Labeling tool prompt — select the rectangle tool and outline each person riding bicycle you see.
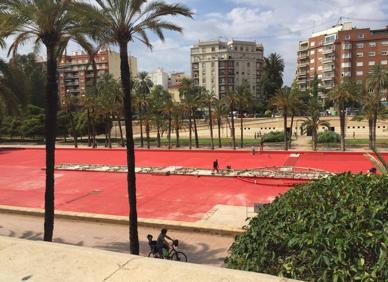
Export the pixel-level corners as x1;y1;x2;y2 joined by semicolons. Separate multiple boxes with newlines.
156;228;173;258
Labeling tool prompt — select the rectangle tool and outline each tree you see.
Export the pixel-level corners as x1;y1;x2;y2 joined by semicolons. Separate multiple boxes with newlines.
288;80;303;148
272;87;292;150
223;90;239;150
171;101;184;148
0;0;85;242
234;83;251;148
260;53;284;107
179;78;202;149
160;91;174;149
213;98;227;148
134;72;153;148
81;0;193;255
202;90;216;150
328;79;360;151
61;93;79;148
365;64;388;148
150;85;170;148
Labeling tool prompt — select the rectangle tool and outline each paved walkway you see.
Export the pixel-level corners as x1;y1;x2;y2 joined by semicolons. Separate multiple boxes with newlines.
0;213;234;267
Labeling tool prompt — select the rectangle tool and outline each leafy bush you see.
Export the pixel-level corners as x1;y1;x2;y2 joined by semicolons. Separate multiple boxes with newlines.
263;131;284;143
225;174;388;281
317;131;340;143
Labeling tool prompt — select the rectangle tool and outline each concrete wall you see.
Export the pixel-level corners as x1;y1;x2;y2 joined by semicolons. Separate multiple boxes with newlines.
0;236;300;282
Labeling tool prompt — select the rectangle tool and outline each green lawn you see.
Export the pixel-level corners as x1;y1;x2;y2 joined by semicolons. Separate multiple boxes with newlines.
345;139;388;145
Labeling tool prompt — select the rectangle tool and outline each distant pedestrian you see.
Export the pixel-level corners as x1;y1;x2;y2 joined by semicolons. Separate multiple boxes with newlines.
251;146;256;155
254;132;257;139
353;131;355;139
212;159;219;173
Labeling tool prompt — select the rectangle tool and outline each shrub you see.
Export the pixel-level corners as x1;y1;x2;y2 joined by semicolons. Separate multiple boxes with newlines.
317;131;340;143
225;173;388;281
263;131;284;143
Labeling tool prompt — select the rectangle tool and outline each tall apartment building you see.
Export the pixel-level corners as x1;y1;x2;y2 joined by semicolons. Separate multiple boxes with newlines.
58;48;138;98
191;40;264;99
296;22;388;92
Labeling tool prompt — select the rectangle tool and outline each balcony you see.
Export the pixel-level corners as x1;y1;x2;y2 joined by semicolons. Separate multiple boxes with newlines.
299;45;309;51
298;53;308;60
297;70;307;77
322;72;335;81
323;66;334;72
322;47;334;54
322;56;335;64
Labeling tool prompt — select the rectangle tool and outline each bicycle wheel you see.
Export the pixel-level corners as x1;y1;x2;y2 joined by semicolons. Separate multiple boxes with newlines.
171;251;187;262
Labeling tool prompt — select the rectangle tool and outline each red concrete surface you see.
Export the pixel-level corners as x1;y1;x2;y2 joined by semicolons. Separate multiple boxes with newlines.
0;148;385;222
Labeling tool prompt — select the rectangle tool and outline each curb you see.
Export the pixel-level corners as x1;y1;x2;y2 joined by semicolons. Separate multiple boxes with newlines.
0;205;244;237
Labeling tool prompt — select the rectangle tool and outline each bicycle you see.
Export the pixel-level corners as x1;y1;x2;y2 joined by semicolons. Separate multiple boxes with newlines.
147;234;187;262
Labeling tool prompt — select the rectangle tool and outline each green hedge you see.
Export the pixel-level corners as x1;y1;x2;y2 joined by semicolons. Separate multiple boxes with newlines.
317;131;340;144
263;131;284;143
225;173;388;281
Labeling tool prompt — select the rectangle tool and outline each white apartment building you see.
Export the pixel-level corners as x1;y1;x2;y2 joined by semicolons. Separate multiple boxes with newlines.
190;40;264;99
149;68;169;90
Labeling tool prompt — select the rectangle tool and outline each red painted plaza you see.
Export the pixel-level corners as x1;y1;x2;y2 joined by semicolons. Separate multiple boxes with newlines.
0;148;385;222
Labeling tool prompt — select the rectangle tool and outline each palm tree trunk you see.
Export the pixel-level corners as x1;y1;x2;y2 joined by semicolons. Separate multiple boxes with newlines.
119;41;139;255
168;113;172;149
43;45;58;242
339;109;346;151
217;117;222;148
175;124;180;148
156;122;161;148
107;114;112;148
69;112;78;148
188;116;192;149
145;120;150;149
230;105;236;150
91;110;97;148
283;113;288;151
193;109;199;148
373;112;378;148
87;109;92;147
312;128;317;151
139;106;144;148
240;108;244;148
368;118;373;149
208;103;214;150
117;113;125;147
289;114;294;148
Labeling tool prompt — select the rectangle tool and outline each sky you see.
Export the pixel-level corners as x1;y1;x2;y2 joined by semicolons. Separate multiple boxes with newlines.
1;0;388;86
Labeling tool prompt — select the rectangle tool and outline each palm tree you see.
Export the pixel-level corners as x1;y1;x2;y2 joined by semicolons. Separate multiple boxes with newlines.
223;90;239;150
328;79;359;151
62;93;79;148
0;0;85;242
171;101;184;147
202;90;216;150
288;80;303;148
260;53;285;107
272;87;291;150
213;98;227;148
134;72;153;148
179;78;201;149
160;91;174;149
80;0;193;254
365;64;388;148
150;85;169;148
234;82;251;148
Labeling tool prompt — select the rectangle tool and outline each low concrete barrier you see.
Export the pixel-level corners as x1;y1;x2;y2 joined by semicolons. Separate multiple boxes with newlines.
0;236;300;282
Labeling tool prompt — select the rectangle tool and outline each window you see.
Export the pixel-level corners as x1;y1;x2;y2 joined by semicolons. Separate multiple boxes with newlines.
344;34;350;40
382;60;388;65
317;74;322;79
310;59;315;63
211;62;215;67
369;61;375;66
358;33;364;39
310;50;315;55
202;78;206;83
341;72;351;77
356;42;364;48
369;42;376;47
342;43;352;49
310;41;315;47
341;62;351;68
310;67;315;71
318;48;323;53
211;47;215;51
356;52;363;57
356;61;363;67
317;66;323;70
247;62;250;67
368;51;376;56
382;51;388;56
356;71;363;76
342;53;352;58
382;41;388;46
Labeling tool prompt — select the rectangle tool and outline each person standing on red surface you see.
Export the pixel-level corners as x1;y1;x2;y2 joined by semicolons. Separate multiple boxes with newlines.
213;159;219;173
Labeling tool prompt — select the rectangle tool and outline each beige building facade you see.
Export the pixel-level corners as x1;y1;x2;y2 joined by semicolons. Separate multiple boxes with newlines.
191;40;264;99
